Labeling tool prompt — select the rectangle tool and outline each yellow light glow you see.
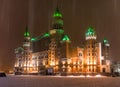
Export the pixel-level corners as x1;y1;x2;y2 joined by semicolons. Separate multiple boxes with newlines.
62;65;65;68
68;68;71;72
86;75;92;77
94;62;96;64
24;64;27;66
95;74;101;77
73;66;76;68
62;61;65;64
29;64;33;67
50;62;55;66
56;62;58;65
73;62;76;65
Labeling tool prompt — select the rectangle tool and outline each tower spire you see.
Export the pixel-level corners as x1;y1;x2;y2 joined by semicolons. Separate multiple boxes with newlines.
85;26;97;40
52;6;63;30
24;26;30;37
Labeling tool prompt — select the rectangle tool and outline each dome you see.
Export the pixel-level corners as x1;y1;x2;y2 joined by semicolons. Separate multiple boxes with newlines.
86;26;95;36
85;26;96;40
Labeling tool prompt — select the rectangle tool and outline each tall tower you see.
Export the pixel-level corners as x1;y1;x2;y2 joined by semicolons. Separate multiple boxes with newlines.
22;27;32;73
101;38;111;73
49;7;64;35
49;7;64;67
47;7;71;74
84;26;98;73
102;38;110;60
60;34;71;58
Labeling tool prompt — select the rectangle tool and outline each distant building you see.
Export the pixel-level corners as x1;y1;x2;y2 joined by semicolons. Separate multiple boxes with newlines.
14;7;111;75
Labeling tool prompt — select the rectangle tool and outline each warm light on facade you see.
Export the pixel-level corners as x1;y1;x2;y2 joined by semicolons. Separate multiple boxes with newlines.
14;7;111;75
68;68;71;72
73;62;76;65
62;65;65;68
62;61;65;64
67;60;71;64
94;61;96;64
50;62;55;66
55;61;59;65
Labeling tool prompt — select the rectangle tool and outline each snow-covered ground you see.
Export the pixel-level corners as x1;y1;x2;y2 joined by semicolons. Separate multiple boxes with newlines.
0;75;120;87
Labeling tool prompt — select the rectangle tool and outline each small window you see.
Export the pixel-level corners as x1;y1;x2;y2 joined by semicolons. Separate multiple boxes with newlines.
102;60;106;65
102;68;106;73
79;53;82;56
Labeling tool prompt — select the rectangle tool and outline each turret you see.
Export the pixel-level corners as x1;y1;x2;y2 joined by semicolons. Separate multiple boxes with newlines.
22;27;32;72
84;26;98;73
52;7;63;29
102;38;110;60
23;27;31;49
85;26;97;40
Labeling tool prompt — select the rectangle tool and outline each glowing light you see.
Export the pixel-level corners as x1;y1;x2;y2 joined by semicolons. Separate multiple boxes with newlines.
57;29;64;34
24;27;30;37
86;26;95;36
50;30;56;34
53;8;62;17
62;65;65;68
62;35;70;41
103;38;110;46
29;64;33;67
85;26;96;40
86;75;92;77
67;60;71;64
50;62;55;66
56;62;58;65
103;38;109;44
62;61;65;64
94;61;96;64
43;32;50;37
79;75;85;77
95;74;101;77
31;38;37;41
73;62;76;65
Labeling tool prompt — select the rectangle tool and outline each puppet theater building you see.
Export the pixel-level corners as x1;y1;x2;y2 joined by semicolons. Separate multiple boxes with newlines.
14;8;111;76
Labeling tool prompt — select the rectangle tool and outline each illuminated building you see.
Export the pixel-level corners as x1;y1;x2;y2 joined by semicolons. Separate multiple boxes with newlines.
14;7;111;75
15;27;33;74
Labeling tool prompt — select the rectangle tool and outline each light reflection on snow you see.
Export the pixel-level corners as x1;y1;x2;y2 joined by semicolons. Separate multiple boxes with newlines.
54;74;105;78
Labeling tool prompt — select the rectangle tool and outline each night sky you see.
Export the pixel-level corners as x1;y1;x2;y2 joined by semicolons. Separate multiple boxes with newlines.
0;0;120;71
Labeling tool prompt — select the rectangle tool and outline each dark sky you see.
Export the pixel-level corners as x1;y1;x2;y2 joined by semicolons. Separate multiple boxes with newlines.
0;0;120;71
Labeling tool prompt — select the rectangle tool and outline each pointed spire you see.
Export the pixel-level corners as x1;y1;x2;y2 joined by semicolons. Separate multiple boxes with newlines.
53;7;62;18
103;38;109;44
86;26;96;36
62;35;70;41
52;6;63;29
85;26;97;40
103;38;110;46
24;26;30;37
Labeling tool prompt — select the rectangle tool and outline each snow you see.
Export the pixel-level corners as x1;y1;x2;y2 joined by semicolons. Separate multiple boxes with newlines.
0;75;120;87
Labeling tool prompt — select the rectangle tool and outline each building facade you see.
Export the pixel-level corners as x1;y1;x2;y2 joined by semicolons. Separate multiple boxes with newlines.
14;8;111;75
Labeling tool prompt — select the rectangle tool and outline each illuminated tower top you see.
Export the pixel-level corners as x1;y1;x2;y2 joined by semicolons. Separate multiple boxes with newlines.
103;38;110;46
24;27;30;37
62;35;70;42
53;7;62;18
23;27;31;48
85;26;97;40
52;7;63;30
